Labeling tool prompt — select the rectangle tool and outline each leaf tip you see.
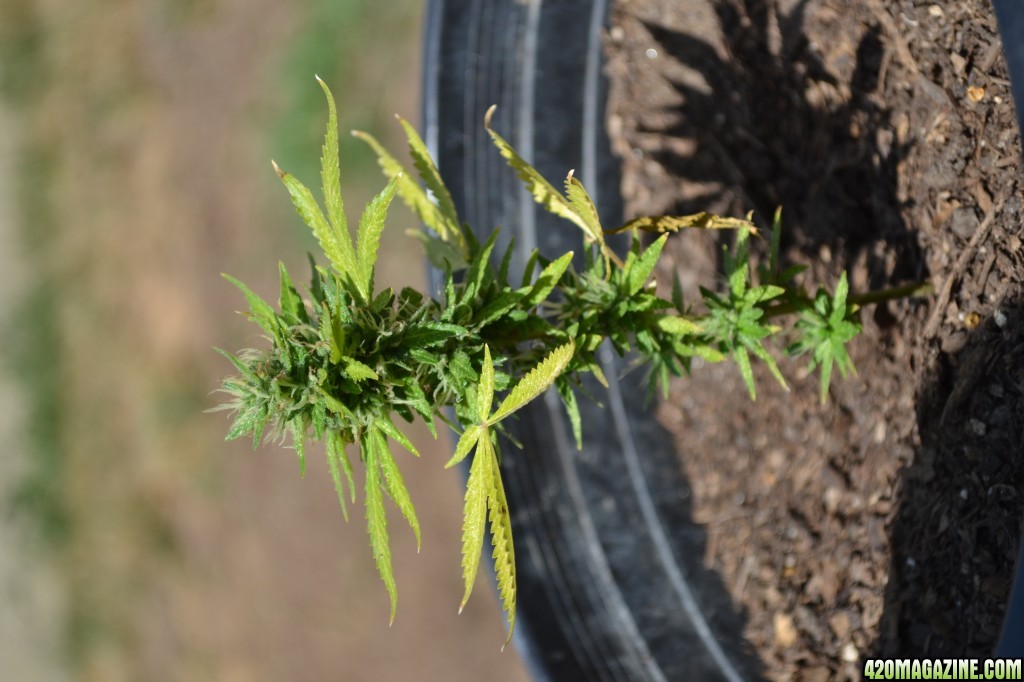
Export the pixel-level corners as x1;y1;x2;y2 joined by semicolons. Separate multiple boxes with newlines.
271;160;286;179
484;104;498;129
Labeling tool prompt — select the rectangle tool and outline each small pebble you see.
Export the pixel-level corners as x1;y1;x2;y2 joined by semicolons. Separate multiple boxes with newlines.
968;86;985;102
960;488;969;500
994;309;1007;327
928;5;944;17
773;612;798;648
842;642;860;663
645;47;658;59
969;419;987;437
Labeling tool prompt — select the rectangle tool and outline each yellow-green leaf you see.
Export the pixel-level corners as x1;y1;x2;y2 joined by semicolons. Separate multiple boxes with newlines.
459;431;491;612
356;175;400;297
353;129;463;251
487;443;516;645
343;358;379;382
374;428;421;551
396;115;461;240
316;77;348;248
656;315;703;336
364;442;397;623
564;169;604;247
489;341;575;424
484;106;593;237
377;415;420;457
326;430;352;522
522;251;574;307
272;161;358;286
477;345;495;424
446;425;481;469
626;234;668;296
222;274;278;338
607;212;758;236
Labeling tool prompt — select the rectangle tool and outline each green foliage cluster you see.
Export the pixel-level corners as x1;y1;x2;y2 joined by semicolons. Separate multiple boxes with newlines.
215;79;911;643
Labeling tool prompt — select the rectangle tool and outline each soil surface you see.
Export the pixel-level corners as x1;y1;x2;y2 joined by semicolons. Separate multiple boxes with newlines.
607;0;1024;678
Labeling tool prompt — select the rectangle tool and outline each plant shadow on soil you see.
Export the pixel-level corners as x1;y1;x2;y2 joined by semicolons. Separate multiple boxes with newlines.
613;0;1024;668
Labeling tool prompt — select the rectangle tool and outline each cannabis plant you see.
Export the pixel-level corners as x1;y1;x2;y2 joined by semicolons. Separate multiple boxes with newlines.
215;78;916;643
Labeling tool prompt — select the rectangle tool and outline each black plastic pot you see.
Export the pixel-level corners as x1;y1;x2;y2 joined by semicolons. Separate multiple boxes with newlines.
422;0;1024;677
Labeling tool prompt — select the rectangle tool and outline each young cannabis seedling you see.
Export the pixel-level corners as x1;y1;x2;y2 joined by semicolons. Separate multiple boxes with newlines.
215;78;921;642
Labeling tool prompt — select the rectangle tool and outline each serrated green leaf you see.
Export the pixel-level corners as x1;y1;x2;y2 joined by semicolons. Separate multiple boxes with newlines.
356;176;400;298
735;346;756;399
318;307;344;364
484;106;595;238
831;272;850;326
460;431;491;612
222;274;279;339
656;315;703;337
446;424;481;469
364;440;397;623
475;290;525;327
326;430;351;522
402;321;466;348
354;129;464;253
225;404;267;444
557;380;583;450
744;284;786;305
317;387;354;420
490;341;575;424
817;344;834;405
396;115;461;237
523;251;574;307
272;162;358;292
478;345;496;424
692;344;726;363
564;170;602;234
464;229;499;302
520;249;540;288
727;231;751;300
671;270;685;313
626;234;668;296
292;423;307;477
746;339;789;392
486;441;516;645
377;415;420;457
374;428;421;551
343;358;379;382
316;77;347;242
214;348;259;385
278;261;308;324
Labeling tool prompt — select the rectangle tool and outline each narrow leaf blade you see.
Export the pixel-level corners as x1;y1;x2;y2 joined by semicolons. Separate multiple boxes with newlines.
459;433;491;611
446;425;481;469
478;345;496;424
486;441;517;645
490;341;575;423
484;106;591;235
326;431;350;522
375;428;421;551
272;162;357;285
316;77;347;242
364;441;398;623
356;176;400;297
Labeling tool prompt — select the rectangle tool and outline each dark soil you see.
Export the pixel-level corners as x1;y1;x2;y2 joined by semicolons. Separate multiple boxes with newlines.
606;0;1024;678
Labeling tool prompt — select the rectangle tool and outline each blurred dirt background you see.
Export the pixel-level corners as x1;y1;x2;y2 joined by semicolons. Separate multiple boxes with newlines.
0;1;530;680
